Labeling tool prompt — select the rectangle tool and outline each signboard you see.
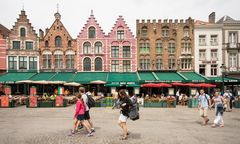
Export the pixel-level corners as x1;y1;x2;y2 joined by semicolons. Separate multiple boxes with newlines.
29;96;37;107
134;88;140;95
30;87;37;96
1;96;9;107
168;88;174;96
58;87;64;95
111;87;116;94
5;87;11;95
55;96;63;107
190;88;197;96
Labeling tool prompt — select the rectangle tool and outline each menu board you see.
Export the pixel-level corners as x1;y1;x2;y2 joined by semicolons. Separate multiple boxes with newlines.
1;96;9;107
191;88;197;96
168;88;174;96
55;96;63;107
30;87;37;96
4;87;11;95
29;96;37;107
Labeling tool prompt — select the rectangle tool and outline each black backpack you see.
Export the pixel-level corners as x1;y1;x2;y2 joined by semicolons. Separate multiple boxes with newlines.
129;96;140;121
86;93;95;109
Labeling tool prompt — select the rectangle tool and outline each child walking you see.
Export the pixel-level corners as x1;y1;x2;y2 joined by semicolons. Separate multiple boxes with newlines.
71;93;93;137
211;91;224;128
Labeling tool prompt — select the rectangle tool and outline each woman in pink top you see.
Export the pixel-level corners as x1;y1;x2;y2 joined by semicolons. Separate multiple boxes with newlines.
71;93;93;137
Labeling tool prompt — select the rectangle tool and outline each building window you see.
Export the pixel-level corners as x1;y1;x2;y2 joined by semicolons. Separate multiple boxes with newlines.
26;41;33;50
66;55;74;69
210;35;218;46
228;32;238;48
168;58;175;69
43;54;51;69
95;57;102;71
199;64;206;76
19;56;27;70
111;60;119;72
45;41;49;47
68;40;72;47
95;42;102;54
156;58;163;70
156;42;163;54
123;46;130;58
211;49;218;61
83;42;91;54
20;28;26;37
12;41;20;49
211;64;217;76
199;50;206;60
140;42;150;54
88;27;96;38
54;54;63;69
199;35;206;46
183;27;189;37
111;46;119;58
55;36;62;47
8;56;17;70
123;60;131;72
229;53;237;68
140;59;150;70
168;43;175;54
29;57;37;70
117;30;124;40
181;59;192;70
162;27;169;37
181;42;191;54
141;26;147;37
83;57;91;71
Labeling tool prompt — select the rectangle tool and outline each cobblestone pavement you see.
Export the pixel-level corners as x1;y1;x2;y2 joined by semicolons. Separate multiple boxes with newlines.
0;106;239;144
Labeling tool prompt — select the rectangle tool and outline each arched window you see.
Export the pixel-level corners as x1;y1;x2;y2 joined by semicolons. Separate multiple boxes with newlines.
45;41;49;47
95;42;102;54
162;26;169;37
54;51;63;68
55;36;62;47
95;57;102;71
88;27;96;38
183;26;190;37
83;42;91;54
68;40;72;47
20;28;26;37
141;26;147;37
83;57;91;71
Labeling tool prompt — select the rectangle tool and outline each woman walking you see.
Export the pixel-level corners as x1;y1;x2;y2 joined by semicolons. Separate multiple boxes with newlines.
118;89;132;140
211;91;224;128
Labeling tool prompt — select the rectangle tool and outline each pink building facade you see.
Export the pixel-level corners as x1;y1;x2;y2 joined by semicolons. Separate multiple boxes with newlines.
77;13;137;72
77;12;107;72
0;24;10;74
107;16;137;72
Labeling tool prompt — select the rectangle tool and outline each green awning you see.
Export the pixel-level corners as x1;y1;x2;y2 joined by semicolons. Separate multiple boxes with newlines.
30;72;56;81
154;72;185;82
0;72;36;83
73;72;108;84
179;72;207;82
138;72;157;83
207;77;240;83
106;72;139;87
50;72;76;82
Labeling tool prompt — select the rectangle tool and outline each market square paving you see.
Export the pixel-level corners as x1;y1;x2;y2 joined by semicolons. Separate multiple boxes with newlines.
0;106;239;144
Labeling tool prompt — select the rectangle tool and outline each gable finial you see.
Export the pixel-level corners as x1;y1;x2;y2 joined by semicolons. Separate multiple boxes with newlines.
91;10;93;15
57;3;59;12
22;3;24;11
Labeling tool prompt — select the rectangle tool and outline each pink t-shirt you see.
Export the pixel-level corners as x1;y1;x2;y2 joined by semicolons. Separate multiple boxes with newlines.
74;99;85;118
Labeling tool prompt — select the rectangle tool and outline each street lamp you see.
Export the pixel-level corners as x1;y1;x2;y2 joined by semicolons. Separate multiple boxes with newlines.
220;64;226;94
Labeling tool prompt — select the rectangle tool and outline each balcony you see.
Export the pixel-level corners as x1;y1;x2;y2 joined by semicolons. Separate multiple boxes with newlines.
226;43;240;49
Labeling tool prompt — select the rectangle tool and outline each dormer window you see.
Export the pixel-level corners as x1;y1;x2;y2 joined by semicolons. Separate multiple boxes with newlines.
88;27;96;38
117;30;124;40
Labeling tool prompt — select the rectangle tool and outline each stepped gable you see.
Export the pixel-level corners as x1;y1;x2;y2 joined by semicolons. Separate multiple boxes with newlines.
10;10;37;37
0;24;10;38
43;11;73;40
77;11;105;38
107;15;135;38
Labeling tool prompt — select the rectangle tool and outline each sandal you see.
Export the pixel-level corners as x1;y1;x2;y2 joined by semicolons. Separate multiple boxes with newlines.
220;124;224;127
120;136;127;140
211;124;216;128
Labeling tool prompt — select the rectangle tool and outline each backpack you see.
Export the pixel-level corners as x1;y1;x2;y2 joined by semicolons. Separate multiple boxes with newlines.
128;96;140;121
86;93;95;109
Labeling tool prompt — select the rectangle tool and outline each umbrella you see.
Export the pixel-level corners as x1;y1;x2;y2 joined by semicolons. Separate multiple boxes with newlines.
185;83;199;87
16;80;33;83
32;80;49;84
171;82;187;86
90;80;106;84
141;83;160;88
196;83;216;88
64;82;81;86
157;83;172;87
48;81;65;84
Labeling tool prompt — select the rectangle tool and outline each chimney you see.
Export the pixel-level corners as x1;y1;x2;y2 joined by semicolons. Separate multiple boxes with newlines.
45;28;49;34
209;12;215;24
39;29;44;39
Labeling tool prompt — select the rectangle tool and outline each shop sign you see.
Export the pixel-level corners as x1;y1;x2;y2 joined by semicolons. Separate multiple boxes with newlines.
55;96;63;107
29;96;37;107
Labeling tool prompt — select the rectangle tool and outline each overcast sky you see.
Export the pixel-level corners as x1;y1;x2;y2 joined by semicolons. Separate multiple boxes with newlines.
1;0;239;37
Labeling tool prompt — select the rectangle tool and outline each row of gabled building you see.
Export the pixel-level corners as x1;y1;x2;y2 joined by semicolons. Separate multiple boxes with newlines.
0;10;240;78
